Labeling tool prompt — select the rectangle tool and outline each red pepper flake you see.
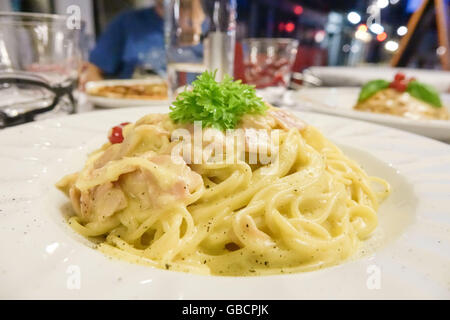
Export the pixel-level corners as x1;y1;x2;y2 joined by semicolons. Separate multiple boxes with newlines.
108;122;130;144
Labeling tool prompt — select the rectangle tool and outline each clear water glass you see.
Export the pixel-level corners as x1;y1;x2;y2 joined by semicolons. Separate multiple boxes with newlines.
0;12;81;127
242;38;298;89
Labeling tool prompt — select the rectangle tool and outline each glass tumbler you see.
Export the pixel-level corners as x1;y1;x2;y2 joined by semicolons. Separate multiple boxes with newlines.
242;38;298;89
0;12;81;127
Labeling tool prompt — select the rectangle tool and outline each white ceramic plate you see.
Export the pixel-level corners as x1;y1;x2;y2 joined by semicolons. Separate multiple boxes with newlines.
86;78;170;108
305;67;450;92
1;107;449;299
289;87;450;142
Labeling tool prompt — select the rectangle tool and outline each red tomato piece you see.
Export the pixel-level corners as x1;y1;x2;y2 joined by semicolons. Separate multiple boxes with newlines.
108;122;130;144
394;72;405;81
396;82;407;92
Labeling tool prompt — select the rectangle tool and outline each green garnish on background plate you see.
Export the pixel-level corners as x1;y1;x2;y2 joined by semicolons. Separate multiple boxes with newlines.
358;78;442;108
406;80;442;108
169;71;268;130
357;80;390;102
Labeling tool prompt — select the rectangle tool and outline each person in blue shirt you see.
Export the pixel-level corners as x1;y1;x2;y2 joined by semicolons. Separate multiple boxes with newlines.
82;0;205;85
91;7;164;78
82;2;165;83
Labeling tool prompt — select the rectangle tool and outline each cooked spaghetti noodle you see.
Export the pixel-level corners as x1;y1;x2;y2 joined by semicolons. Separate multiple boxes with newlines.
56;106;390;276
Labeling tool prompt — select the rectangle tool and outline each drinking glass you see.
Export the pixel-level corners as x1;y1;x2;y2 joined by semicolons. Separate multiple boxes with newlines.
242;38;298;89
164;0;236;96
0;12;81;127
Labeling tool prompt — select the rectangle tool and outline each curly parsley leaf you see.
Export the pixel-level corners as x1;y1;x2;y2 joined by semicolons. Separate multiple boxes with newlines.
169;71;268;130
358;79;390;102
406;80;442;108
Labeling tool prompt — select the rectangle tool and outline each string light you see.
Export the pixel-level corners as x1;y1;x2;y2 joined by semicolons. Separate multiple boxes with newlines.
376;32;387;41
355;24;371;42
385;40;399;52
369;23;384;35
436;46;447;56
293;5;303;15
377;0;389;9
357;24;368;32
351;45;360;53
314;30;326;43
397;26;408;36
285;22;295;33
347;12;361;24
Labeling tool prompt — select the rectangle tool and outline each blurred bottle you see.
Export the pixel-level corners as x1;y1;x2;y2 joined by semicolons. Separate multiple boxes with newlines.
203;0;236;81
164;0;236;97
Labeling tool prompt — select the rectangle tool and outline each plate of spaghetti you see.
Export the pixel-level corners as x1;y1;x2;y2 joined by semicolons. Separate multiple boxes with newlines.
0;72;449;299
291;72;450;141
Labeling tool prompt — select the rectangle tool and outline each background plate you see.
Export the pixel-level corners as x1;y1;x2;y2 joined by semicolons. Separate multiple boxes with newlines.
290;87;450;142
305;66;450;92
86;78;170;108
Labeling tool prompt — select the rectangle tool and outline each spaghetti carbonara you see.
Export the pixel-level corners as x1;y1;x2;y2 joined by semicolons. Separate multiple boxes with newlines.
57;106;390;276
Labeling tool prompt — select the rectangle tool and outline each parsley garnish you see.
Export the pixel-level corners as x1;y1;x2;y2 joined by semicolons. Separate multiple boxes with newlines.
169;71;268;130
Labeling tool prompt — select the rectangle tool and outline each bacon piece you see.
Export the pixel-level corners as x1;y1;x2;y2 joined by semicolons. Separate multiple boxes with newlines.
268;109;306;130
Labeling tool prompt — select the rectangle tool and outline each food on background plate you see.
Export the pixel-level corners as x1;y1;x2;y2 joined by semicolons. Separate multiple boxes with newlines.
88;82;168;100
57;71;390;276
354;72;449;120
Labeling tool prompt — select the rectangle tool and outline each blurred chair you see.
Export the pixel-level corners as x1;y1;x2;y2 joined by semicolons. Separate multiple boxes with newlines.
391;0;449;70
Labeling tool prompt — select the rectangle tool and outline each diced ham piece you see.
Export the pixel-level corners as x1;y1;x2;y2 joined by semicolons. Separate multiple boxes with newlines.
268;109;306;130
119;154;203;210
78;182;127;222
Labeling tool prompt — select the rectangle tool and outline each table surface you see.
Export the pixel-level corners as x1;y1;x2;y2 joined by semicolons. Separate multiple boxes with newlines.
16;91;450;145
